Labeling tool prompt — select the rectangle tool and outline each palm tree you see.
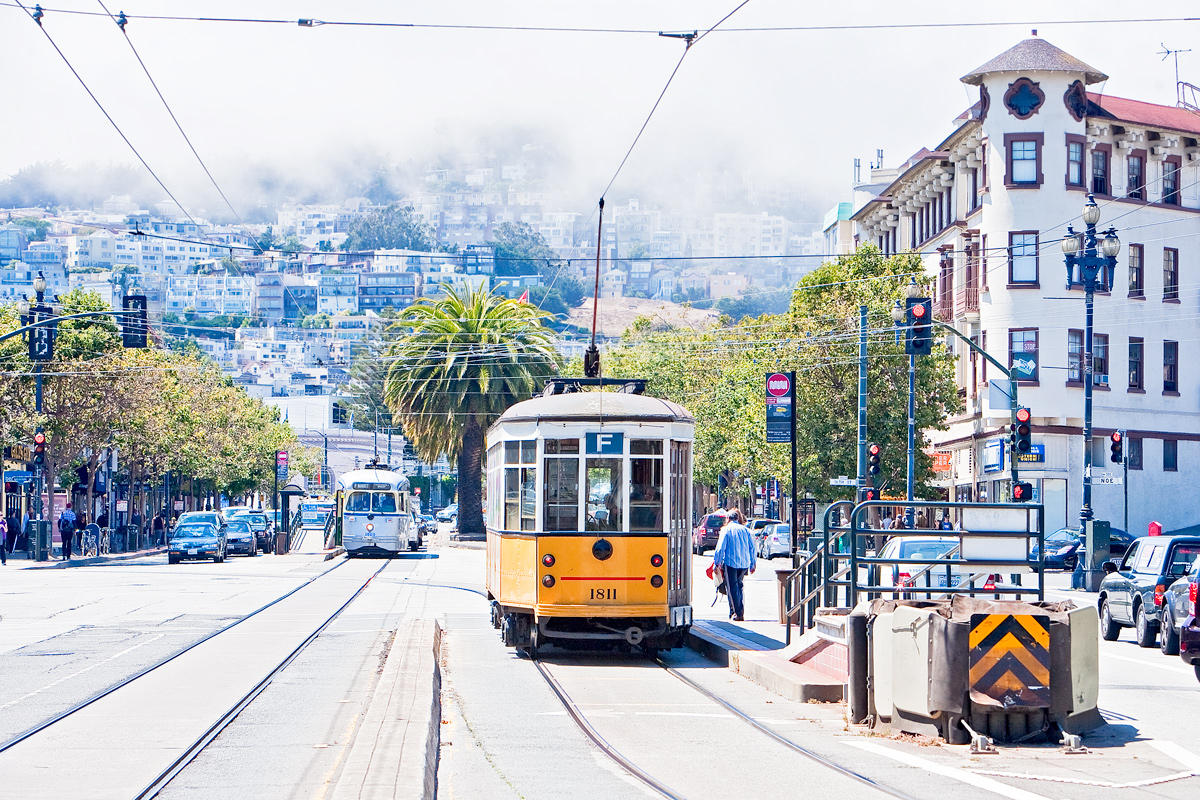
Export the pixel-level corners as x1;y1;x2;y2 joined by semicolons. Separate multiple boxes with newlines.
383;283;560;538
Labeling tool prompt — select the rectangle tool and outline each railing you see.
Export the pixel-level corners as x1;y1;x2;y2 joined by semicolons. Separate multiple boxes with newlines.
933;297;954;322
955;286;979;315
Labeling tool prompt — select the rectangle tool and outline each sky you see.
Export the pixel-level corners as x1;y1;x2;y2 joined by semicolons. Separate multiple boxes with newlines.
2;0;1198;223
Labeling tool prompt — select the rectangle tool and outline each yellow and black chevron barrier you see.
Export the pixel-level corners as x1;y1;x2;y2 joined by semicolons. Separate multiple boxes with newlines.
967;613;1051;709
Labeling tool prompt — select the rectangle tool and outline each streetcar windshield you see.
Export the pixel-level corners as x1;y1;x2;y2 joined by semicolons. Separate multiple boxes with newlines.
586;459;622;532
345;492;397;513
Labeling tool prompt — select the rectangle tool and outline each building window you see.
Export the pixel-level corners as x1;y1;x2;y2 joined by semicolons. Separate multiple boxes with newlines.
968;168;980;210
1067;329;1084;383
1128;437;1143;470
1164;340;1179;393
1093;334;1109;386
1008;231;1039;284
1128;244;1144;297
1009;328;1038;382
1163;158;1181;205
1128;337;1144;390
1066;139;1084;187
1005;134;1043;186
1164;248;1179;300
1127;154;1145;199
1164;439;1178;472
1091;147;1111;195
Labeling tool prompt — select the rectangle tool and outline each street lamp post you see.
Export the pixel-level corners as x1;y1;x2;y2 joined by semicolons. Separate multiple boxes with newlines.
1061;194;1120;527
889;278;922;527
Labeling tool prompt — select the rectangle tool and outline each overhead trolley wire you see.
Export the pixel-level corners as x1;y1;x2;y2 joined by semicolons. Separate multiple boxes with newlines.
93;0;243;223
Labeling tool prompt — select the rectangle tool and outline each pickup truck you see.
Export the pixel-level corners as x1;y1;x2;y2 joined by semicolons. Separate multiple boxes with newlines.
1098;535;1200;647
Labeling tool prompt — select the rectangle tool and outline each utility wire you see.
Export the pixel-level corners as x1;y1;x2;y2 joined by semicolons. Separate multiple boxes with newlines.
12;0;198;225
94;0;242;223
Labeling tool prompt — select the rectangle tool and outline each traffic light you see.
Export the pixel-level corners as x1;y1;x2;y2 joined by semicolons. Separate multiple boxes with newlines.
1012;481;1034;502
905;297;933;355
33;429;45;467
1110;431;1124;464
859;487;877;503
867;443;881;476
122;294;148;348
1010;407;1032;454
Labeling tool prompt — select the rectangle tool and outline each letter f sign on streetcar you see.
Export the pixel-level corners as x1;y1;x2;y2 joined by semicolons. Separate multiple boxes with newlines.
765;372;793;443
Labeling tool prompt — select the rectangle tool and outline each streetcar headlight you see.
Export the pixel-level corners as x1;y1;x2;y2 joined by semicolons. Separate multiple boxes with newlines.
542;553;555;567
365;523;374;532
650;554;663;568
542;574;556;588
650;575;664;588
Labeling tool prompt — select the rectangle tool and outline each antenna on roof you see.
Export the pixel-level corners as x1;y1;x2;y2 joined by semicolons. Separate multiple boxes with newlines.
853;158;861;184
1158;43;1193;108
875;149;884;169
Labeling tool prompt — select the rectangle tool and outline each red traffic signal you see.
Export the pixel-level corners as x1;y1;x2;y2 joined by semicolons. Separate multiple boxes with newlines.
868;443;881;456
911;303;927;318
1110;431;1122;443
33;432;45;446
868;443;882;475
1013;482;1034;502
1015;407;1031;423
1110;430;1124;463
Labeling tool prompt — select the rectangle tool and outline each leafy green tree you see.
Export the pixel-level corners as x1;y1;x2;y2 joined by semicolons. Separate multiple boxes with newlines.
714;288;792;320
13;217;49;241
383;284;560;537
490;222;585;307
342;204;437;252
281;235;303;255
253;226;278;255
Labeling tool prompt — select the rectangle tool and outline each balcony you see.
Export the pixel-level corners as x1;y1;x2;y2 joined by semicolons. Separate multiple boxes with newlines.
933;298;954;322
954;287;979;317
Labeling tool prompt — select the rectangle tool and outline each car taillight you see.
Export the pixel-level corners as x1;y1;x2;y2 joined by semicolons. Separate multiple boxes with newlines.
896;572;912;588
1190;581;1197;614
984;574;997;591
1155;584;1166;606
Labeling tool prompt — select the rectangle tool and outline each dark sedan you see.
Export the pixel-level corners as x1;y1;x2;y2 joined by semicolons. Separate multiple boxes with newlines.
226;508;273;554
168;522;227;564
224;519;258;556
1030;528;1083;570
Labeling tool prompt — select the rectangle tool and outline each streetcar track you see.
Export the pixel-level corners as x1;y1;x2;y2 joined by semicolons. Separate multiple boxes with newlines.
136;558;394;799
0;556;351;754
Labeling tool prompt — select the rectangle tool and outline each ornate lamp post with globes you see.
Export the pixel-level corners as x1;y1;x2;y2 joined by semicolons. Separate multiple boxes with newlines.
1061;194;1120;526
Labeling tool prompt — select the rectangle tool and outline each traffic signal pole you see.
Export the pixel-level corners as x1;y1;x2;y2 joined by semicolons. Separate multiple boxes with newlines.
857;307;868;506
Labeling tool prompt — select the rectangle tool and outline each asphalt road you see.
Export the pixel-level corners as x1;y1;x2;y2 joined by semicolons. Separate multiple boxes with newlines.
3;534;1200;799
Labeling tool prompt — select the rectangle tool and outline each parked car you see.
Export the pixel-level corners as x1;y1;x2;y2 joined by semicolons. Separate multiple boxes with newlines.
176;510;227;535
417;514;438;537
168;521;227;564
436;504;458;523
758;523;792;559
748;517;782;550
224;519;258;556
1098;535;1200;647
225;508;273;554
1160;559;1200;661
1029;528;1084;570
691;511;729;555
871;535;1012;597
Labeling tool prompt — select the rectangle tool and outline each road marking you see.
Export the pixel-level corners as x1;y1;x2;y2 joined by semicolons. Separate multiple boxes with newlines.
1149;740;1200;772
971;768;1196;789
845;740;1055;800
1104;651;1194;677
0;634;165;711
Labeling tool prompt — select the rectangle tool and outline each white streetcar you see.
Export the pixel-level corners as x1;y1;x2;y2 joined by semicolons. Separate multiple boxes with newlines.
335;465;421;556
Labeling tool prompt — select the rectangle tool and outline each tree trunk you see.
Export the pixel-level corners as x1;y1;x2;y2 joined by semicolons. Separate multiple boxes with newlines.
456;417;485;540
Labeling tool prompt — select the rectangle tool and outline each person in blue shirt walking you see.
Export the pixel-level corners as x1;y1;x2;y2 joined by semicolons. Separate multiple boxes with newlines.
713;509;756;621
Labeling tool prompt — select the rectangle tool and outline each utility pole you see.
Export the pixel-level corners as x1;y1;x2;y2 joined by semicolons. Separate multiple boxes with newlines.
856;306;868;520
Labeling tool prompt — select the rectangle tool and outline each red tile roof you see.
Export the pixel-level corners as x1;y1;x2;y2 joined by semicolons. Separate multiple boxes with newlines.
1088;93;1200;137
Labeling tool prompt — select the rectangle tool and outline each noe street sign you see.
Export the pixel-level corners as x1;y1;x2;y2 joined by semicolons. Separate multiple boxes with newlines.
765;372;793;444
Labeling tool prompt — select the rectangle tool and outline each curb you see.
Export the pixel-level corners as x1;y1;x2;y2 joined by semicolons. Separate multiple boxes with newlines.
685;622;845;703
331;618;443;800
323;546;345;561
20;547;166;570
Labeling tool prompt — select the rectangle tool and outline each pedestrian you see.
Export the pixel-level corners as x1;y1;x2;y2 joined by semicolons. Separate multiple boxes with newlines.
153;513;164;546
713;508;756;622
939;515;954;531
130;508;143;534
59;503;77;560
1071;532;1086;590
96;510;109;530
0;517;6;566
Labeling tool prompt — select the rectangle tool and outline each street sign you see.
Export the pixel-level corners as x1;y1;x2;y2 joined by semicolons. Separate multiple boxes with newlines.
765;372;793;444
829;476;859;486
1015;443;1045;464
3;470;33;485
173;500;184;511
1010;352;1038;380
276;449;289;483
1093;472;1123;485
982;439;1005;473
116;500;128;512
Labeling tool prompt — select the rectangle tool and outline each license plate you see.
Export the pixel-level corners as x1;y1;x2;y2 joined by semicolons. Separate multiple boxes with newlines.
188;548;198;555
936;575;949;587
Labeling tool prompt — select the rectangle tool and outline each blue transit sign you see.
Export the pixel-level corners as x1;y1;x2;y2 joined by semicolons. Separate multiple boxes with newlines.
4;470;33;485
586;432;624;455
1015;443;1045;464
765;372;793;444
982;439;1005;474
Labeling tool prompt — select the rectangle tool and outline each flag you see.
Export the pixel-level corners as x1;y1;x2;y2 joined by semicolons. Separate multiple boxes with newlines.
518;289;530;303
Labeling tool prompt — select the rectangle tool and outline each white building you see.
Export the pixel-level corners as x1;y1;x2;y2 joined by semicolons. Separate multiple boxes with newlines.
165;275;253;315
851;35;1200;534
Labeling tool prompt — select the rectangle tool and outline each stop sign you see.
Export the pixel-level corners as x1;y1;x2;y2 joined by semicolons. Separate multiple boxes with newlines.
766;373;791;397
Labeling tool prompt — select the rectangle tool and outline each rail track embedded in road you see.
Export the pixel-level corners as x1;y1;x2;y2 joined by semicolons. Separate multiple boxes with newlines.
0;556;353;754
135;558;394;799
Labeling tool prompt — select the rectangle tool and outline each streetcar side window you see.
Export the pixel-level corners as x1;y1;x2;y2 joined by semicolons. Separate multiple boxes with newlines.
345;492;372;513
503;465;536;531
629;456;664;532
586;459;623;532
544;457;579;531
544;438;579;454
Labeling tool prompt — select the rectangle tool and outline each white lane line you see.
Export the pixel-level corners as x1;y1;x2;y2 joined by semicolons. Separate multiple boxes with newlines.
0;634;165;711
1104;651;1195;677
1149;740;1200;772
845;740;1055;800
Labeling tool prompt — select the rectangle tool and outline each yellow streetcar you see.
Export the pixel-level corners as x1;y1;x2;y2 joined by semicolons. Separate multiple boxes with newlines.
486;378;695;654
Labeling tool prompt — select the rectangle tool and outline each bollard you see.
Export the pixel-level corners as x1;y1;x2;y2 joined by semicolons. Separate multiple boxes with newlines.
275;530;288;555
847;611;870;724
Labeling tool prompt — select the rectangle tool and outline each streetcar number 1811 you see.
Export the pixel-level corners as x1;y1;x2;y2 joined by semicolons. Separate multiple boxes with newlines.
589;587;617;600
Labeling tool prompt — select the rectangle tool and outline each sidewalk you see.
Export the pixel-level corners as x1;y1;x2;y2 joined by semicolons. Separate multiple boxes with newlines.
4;546;166;570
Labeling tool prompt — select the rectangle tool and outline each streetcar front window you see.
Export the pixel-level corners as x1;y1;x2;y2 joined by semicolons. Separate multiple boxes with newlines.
630;456;664;532
586;459;623;532
373;493;397;513
544;457;579;531
345;492;372;513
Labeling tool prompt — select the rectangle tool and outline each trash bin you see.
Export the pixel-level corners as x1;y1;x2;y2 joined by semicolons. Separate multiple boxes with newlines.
275;531;289;555
34;520;51;562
